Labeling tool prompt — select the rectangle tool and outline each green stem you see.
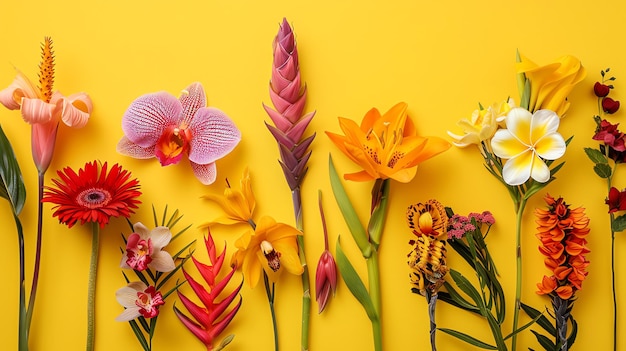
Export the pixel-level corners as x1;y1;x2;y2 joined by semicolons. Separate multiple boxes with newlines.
367;250;382;351
15;213;28;351
292;188;311;351
511;197;528;351
263;271;279;351
86;223;100;351
26;172;45;331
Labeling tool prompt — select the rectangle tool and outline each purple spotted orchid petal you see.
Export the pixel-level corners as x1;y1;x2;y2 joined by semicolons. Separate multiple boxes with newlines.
187;107;241;164
179;82;206;125
190;161;217;185
122;91;182;148
117;136;156;159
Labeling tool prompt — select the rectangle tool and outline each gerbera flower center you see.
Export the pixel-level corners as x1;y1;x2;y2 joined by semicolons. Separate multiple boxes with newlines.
76;188;112;209
260;240;282;272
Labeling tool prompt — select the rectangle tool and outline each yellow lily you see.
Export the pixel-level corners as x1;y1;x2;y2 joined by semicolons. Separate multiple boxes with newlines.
517;54;586;117
231;216;303;288
447;99;514;147
201;167;256;226
326;102;450;183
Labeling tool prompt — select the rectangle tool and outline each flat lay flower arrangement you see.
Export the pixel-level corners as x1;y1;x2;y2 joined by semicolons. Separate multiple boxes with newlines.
1;11;625;351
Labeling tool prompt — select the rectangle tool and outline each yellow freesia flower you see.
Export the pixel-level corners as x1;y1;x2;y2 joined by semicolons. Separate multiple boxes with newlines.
326;102;450;183
201;167;256;226
231;216;303;288
447;99;515;147
517;54;586;117
491;108;566;186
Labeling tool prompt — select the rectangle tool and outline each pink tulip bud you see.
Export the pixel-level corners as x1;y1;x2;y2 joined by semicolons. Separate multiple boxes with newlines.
594;82;611;97
603;97;620;114
315;250;337;313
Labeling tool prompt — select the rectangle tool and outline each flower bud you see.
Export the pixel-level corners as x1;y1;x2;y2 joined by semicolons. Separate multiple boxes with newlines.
603;97;621;114
315;250;337;313
594;82;611;97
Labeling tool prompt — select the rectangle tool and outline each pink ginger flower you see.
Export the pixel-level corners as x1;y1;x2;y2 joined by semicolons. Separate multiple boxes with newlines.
263;18;316;190
115;282;165;321
120;222;175;272
0;37;92;173
174;230;242;350
117;82;241;185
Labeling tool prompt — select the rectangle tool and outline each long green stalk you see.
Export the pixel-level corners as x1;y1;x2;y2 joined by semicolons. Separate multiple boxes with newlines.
26;172;45;331
86;223;100;351
15;212;27;351
511;197;528;351
263;271;279;351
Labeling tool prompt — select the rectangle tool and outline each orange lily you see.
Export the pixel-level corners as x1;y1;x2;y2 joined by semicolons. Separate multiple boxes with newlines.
326;102;450;183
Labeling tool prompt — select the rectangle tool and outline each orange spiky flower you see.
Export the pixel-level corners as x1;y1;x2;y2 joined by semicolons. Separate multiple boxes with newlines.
38;37;55;102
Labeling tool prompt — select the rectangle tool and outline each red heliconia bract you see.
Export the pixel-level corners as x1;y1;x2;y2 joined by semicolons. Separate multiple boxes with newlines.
174;230;242;350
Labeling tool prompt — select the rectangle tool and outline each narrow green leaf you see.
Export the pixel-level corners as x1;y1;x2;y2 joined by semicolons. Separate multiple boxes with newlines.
594;163;612;178
503;310;542;340
440;283;479;312
584;147;608;164
612;214;626;232
485;312;508;351
567;314;578;346
530;330;556;351
0;124;26;215
329;155;372;257
335;238;377;322
520;302;556;336
128;319;150;351
438;328;497;350
449;270;485;312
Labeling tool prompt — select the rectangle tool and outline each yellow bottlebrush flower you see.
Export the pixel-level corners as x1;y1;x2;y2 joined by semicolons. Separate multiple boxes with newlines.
231;216;303;288
326;102;450;183
517;54;586;117
202;167;256;226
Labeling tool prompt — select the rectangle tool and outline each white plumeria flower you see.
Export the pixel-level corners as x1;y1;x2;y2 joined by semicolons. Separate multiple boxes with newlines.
120;222;175;272
491;108;566;186
115;281;164;322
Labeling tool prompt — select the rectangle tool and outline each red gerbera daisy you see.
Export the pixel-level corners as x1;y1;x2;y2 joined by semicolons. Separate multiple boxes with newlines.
43;160;141;228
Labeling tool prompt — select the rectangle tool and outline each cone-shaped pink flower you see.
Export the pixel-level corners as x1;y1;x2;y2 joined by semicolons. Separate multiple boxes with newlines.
174;231;242;350
118;82;241;185
0;37;92;173
315;250;337;313
263;18;316;190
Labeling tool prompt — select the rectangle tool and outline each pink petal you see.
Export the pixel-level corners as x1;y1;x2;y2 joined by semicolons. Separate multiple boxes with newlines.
31;121;58;173
190;161;217;185
117;136;156;159
122;92;182;148
56;92;93;128
179;82;206;125
21;98;58;124
173;304;211;345
263;103;292;132
187;107;241;164
0;70;40;110
286;111;315;142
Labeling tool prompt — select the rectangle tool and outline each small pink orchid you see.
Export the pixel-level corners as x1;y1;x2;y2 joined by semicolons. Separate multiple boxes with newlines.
115;282;165;321
120;222;175;272
174;231;242;350
0;37;92;173
117;82;241;185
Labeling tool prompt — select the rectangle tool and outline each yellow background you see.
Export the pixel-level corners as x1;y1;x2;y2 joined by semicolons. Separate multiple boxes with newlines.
0;0;624;350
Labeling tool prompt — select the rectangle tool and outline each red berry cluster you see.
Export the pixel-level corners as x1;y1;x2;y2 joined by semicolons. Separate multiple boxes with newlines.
594;69;620;114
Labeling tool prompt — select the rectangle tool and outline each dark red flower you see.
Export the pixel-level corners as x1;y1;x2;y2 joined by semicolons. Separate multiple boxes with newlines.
593;119;626;152
43;160;141;228
606;187;626;213
594;82;611;97
603;97;621;114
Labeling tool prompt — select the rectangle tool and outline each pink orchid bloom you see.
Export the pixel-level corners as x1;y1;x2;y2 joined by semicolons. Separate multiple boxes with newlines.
117;82;241;185
120;222;175;272
0;71;92;173
115;282;165;321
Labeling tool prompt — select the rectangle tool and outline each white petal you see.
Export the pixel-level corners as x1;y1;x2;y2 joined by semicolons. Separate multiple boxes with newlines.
501;151;533;186
115;307;141;322
148;251;176;273
132;222;151;239
535;133;566;160
149;226;172;250
115;282;146;307
530;155;551;183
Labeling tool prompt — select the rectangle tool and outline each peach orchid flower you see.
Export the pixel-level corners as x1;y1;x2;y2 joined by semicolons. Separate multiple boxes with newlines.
0;37;92;173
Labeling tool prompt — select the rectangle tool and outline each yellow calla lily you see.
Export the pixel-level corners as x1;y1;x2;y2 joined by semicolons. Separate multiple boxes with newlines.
517;54;586;117
326;102;450;183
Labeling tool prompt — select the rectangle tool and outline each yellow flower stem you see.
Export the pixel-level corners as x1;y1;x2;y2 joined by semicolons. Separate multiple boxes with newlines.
292;188;311;351
86;222;100;351
511;196;528;351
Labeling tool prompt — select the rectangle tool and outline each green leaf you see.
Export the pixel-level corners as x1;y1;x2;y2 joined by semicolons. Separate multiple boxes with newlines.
593;163;612;178
329;155;372;257
438;328;497;350
567;314;578;347
612;214;626;232
440;283;479;312
368;178;390;247
0;124;26;215
449;270;486;312
530;330;556;351
584;147;608;165
128;319;150;351
520;303;556;336
335;237;377;322
503;310;542;340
